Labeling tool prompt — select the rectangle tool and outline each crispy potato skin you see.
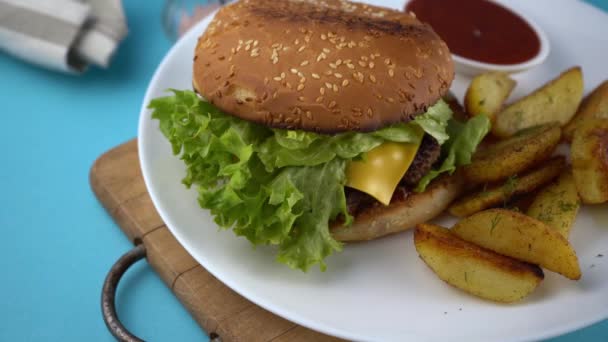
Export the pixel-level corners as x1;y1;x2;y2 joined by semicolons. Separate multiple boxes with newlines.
452;209;581;280
464;72;516;122
528;171;580;237
463;124;561;184
571;117;608;204
450;157;565;217
563;80;608;142
415;223;543;303
493;67;584;138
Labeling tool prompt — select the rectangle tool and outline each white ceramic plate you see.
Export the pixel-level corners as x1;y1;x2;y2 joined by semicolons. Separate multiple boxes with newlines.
139;1;608;341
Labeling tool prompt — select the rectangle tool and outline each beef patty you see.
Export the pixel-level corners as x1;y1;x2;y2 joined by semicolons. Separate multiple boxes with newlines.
346;134;441;216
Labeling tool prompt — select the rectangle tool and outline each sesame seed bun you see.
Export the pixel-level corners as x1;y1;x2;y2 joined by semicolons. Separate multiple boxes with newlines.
331;173;464;241
193;0;454;133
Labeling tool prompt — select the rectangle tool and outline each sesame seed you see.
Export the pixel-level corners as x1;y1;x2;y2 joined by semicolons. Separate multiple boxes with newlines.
316;96;324;103
388;69;395;77
306;111;313;119
325;82;332;89
333;84;339;92
325;70;333;75
273;76;282;81
253;40;258;47
286;82;292;89
281;72;286;79
334;73;343;78
369;75;377;83
323;48;331;53
353;72;364;83
388;97;395;103
367;108;373;117
246;39;253;44
298;46;305;53
230;48;236;54
347;63;355;69
320;88;326;95
282;47;289;51
329;63;337;69
369;62;375;68
342;80;349;86
300;77;306;83
336;59;342;66
294;39;300;45
312;73;320;79
384;58;391;65
272;58;278;64
328;101;337;108
321;34;327;40
298;96;305;102
300;60;309;66
297;84;305;91
361;56;368;61
291;68;298;74
358;61;367;67
304;35;310;43
245;45;251;51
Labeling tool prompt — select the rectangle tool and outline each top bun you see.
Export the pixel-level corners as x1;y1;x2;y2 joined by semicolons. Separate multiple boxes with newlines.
193;0;454;133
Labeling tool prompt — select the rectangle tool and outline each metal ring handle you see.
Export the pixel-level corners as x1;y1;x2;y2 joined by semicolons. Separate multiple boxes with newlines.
102;245;223;342
102;244;147;342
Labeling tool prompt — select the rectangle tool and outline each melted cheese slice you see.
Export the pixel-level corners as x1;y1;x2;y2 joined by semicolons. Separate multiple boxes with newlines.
346;136;423;205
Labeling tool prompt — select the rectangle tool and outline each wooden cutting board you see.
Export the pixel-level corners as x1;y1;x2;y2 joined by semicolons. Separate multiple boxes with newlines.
90;139;344;342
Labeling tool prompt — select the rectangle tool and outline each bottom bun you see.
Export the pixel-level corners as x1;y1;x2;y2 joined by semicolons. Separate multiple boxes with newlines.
331;174;465;242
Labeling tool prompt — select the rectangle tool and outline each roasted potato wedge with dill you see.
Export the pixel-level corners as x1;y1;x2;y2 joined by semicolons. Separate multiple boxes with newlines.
528;171;580;237
563;80;608;142
571;117;608;204
450;157;565;217
463;124;561;184
414;223;543;303
452;209;581;280
464;72;516;122
493;67;584;138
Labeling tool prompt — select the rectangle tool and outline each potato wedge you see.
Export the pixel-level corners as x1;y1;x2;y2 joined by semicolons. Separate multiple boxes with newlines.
563;80;608;142
414;223;544;303
450;157;565;217
463;124;561;183
452;209;581;280
571;117;608;203
493;67;584;137
464;72;516;122
527;171;580;237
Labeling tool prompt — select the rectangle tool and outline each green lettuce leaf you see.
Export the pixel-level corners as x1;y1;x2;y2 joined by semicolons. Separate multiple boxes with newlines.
415;115;491;192
149;90;453;271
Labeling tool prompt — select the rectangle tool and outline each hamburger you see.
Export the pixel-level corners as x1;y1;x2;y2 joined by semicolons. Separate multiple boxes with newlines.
149;0;490;271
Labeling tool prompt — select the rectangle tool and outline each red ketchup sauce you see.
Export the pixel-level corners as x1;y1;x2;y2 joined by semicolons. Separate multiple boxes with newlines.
405;0;541;65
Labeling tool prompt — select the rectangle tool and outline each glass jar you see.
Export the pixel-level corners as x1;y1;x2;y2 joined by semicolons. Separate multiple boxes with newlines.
162;0;225;41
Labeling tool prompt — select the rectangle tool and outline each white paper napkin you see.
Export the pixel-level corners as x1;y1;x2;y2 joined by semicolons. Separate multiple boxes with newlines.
0;0;128;73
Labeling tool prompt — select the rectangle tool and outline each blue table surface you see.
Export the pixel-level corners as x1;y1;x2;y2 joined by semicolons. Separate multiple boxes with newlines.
2;1;608;341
